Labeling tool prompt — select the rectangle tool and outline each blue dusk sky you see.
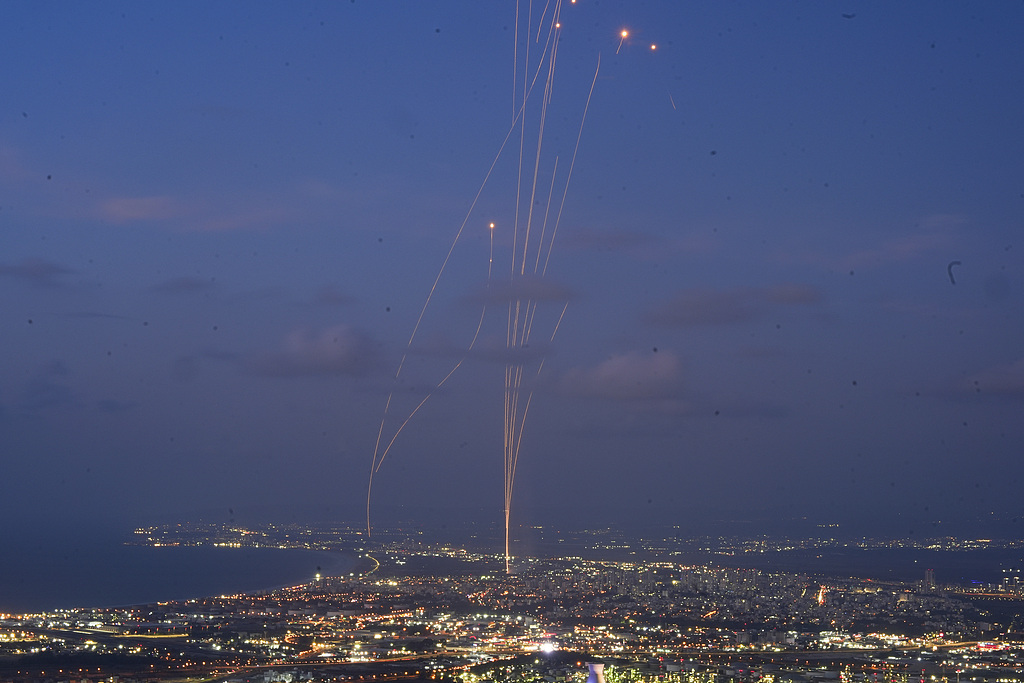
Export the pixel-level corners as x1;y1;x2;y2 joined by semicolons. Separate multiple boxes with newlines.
2;1;1023;538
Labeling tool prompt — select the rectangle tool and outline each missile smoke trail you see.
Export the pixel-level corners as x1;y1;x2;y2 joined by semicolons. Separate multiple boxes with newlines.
368;0;600;574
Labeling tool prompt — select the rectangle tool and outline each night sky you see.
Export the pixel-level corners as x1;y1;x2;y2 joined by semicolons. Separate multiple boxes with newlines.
3;2;1023;538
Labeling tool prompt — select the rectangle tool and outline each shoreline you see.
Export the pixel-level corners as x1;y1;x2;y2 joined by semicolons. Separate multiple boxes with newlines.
0;544;357;615
101;547;358;609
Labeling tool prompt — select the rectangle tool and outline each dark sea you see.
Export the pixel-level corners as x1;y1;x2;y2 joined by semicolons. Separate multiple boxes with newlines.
0;530;354;615
689;546;1024;585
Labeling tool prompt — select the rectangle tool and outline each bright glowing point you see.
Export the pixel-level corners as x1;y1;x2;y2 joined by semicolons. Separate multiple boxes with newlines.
489;222;495;229
651;44;657;51
555;22;561;28
539;642;557;653
616;29;629;54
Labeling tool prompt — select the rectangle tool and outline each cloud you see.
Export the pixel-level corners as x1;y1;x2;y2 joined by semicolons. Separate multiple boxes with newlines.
780;216;962;272
189;206;290;232
647;284;822;327
562;227;719;265
0;258;74;288
467;275;573;306
650;289;757;325
760;283;821;305
246;325;379;377
314;285;352;306
98;194;290;232
560;350;683;400
100;196;180;223
962;358;1024;398
840;230;955;270
563;228;659;251
385;330;551;369
466;336;552;366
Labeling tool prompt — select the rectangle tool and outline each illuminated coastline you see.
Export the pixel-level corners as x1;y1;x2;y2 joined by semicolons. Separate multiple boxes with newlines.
2;523;1022;682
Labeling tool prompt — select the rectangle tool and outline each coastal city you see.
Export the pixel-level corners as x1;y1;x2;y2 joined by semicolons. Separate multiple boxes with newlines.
2;523;1023;683
5;3;1023;683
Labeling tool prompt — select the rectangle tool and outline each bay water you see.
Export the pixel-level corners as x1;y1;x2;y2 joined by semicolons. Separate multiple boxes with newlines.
0;529;354;614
